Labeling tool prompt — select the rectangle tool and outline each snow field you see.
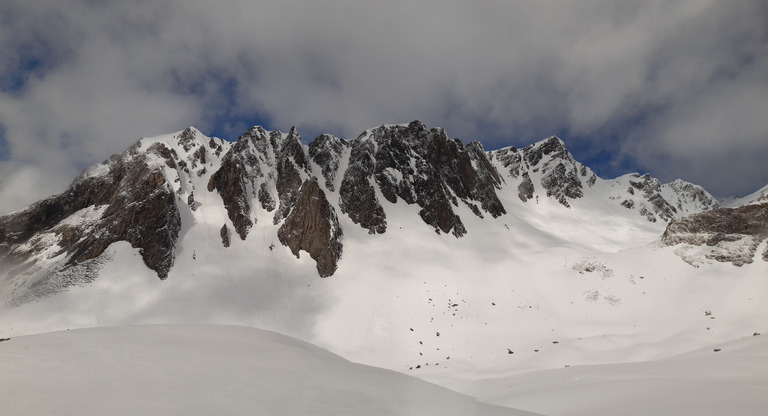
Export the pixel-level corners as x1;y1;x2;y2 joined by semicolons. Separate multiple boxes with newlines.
0;325;534;416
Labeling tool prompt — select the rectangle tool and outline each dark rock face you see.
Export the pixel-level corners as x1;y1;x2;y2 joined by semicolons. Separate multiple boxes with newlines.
339;138;387;234
540;162;583;208
207;127;310;238
662;203;768;266
647;193;678;222
490;137;592;208
0;141;181;281
625;174;682;222
524;136;566;166
339;121;505;237
667;179;719;213
208;153;252;240
277;178;343;277
413;167;466;236
220;224;231;248
206;126;347;275
272;128;308;225
187;192;197;211
523;137;584;208
258;182;276;212
208;138;223;157
616;174;718;223
309;134;347;192
518;173;535;202
177;127;198;152
207;126;343;275
491;146;522;178
193;146;206;165
629;175;678;221
456;141;506;218
207;129;265;240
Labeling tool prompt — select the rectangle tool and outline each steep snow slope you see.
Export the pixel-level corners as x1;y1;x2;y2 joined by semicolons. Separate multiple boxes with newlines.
2;202;765;385
0;325;533;416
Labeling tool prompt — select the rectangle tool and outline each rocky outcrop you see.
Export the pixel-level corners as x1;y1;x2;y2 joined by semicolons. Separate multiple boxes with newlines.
412;166;466;237
662;202;768;266
490;137;593;208
339;121;505;237
272;128;309;225
339;138;387;234
277;178;343;277
619;174;719;223
309;134;347;191
177;127;198;152
220;224;231;248
208;126;310;238
258;182;276;212
0;141;182;281
464;141;505;216
207;135;258;240
518;173;535;202
490;135;716;222
629;175;678;221
524;137;584;208
491;146;523;178
540;162;583;208
207;126;340;274
667;179;719;213
524;136;571;166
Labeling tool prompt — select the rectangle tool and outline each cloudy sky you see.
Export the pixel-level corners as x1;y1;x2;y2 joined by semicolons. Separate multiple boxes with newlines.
1;0;766;213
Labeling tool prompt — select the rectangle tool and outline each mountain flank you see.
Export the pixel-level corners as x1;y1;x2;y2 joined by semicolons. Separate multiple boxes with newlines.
1;121;763;306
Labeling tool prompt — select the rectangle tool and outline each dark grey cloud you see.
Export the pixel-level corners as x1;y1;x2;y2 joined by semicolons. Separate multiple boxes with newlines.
1;0;767;213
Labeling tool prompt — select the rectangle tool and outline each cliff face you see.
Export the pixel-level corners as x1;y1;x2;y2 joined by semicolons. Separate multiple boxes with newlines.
0;141;181;282
277;178;343;277
338;121;505;237
491;136;591;208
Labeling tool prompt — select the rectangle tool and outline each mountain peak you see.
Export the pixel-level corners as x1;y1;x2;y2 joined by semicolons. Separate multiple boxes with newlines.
0;121;730;302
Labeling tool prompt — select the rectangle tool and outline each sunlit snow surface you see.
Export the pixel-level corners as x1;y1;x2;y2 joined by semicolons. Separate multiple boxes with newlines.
2;325;765;416
1;128;767;414
0;325;533;416
456;332;768;416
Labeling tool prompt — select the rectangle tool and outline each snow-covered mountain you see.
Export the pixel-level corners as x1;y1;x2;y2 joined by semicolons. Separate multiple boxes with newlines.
720;183;768;208
1;121;766;414
0;121;722;290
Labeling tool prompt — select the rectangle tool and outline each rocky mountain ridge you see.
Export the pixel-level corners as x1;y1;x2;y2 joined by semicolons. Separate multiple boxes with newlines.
662;201;768;266
1;121;759;306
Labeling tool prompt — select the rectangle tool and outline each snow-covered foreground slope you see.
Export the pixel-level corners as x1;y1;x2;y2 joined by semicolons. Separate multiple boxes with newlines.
0;325;534;416
456;333;768;416
2;325;765;416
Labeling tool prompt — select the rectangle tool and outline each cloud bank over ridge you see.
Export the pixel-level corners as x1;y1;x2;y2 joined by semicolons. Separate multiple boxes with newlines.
1;0;767;213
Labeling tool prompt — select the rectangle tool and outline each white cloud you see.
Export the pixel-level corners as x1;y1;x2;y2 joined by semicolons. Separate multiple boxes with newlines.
1;0;767;213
